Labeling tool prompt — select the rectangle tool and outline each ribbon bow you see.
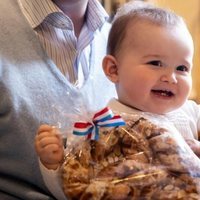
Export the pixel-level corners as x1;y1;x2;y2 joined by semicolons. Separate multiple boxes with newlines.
73;107;125;140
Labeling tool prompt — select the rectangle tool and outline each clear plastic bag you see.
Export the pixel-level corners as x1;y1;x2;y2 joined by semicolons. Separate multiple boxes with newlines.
61;111;200;200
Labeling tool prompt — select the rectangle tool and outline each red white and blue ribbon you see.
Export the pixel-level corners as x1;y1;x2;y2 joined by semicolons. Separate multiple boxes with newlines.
73;107;125;140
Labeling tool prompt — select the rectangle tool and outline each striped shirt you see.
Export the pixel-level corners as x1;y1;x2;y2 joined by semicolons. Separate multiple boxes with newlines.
18;0;109;87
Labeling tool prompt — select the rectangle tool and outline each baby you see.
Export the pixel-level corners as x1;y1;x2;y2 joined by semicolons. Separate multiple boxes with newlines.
35;1;200;199
102;0;200;156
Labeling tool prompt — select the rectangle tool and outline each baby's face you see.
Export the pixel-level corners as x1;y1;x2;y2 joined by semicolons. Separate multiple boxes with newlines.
114;20;194;114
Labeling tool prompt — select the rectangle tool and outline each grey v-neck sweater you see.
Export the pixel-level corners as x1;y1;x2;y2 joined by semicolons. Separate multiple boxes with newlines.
0;1;116;199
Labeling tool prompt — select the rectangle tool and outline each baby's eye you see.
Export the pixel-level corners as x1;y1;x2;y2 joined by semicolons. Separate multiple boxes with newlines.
147;60;162;67
176;65;188;72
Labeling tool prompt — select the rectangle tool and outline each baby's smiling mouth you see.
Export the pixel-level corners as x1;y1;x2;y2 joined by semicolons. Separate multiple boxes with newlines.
151;90;174;97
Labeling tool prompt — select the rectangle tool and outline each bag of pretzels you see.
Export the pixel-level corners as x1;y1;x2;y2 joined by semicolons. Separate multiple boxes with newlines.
61;108;200;200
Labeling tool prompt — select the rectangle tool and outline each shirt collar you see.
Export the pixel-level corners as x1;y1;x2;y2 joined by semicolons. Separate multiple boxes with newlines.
18;0;71;29
108;98;172;123
18;0;109;31
87;0;109;32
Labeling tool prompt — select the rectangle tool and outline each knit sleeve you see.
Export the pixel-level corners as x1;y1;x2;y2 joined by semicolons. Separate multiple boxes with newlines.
39;159;67;200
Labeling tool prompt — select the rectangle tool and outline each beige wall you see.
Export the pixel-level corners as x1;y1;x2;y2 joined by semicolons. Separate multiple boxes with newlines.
101;0;126;14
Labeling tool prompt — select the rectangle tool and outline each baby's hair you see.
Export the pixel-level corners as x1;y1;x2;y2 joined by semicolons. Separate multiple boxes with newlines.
107;0;187;56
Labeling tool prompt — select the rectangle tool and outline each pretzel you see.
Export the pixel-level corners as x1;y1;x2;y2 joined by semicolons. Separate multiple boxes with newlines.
62;117;200;199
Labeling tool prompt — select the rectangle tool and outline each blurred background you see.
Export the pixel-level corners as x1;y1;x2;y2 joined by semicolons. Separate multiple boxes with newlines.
100;0;200;103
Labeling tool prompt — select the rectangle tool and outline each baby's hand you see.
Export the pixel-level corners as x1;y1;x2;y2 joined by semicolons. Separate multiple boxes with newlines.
35;124;64;170
185;138;200;158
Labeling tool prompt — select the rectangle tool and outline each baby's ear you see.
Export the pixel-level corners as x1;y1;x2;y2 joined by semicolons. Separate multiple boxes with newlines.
102;55;119;83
